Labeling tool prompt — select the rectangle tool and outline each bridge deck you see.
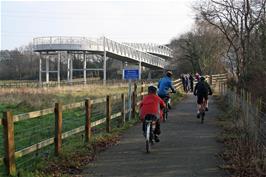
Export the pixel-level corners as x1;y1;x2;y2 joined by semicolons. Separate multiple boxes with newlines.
82;94;226;177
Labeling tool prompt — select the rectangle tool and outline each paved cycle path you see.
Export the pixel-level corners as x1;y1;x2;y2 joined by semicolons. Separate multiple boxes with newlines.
82;94;226;177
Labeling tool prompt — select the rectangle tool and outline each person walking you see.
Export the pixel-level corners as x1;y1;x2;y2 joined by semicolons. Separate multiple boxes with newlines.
189;74;194;92
181;74;186;92
184;75;189;93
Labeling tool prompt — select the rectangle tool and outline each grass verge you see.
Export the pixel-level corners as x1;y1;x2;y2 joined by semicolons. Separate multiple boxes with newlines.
16;119;139;177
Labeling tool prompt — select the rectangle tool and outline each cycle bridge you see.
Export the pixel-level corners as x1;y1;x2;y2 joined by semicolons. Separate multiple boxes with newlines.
33;36;173;85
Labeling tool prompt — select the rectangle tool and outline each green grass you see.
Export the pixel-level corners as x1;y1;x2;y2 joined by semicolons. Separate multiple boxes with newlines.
15;118;139;177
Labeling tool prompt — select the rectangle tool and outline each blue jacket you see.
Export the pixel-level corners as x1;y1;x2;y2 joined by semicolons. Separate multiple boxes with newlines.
157;76;175;97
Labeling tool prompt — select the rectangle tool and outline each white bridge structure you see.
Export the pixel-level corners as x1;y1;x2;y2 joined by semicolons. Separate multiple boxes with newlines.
33;36;172;85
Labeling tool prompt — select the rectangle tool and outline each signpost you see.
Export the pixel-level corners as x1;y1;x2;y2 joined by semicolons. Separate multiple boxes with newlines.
123;69;139;80
123;69;139;120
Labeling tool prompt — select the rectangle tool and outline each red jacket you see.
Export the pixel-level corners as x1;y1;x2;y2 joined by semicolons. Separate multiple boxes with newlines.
139;94;166;122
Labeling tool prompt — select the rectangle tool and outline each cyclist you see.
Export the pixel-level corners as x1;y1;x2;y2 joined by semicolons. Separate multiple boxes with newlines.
193;76;212;118
195;73;200;82
140;85;166;142
157;71;176;109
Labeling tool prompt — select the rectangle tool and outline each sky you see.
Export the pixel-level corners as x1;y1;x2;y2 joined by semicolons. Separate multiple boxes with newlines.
1;0;195;50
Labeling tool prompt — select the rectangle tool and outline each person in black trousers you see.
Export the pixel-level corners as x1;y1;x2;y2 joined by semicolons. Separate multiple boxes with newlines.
189;74;194;92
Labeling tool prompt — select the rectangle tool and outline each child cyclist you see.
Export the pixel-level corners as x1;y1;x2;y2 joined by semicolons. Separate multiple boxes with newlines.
140;85;166;142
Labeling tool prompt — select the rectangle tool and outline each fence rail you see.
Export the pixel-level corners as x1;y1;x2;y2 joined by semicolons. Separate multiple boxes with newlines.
0;78;185;176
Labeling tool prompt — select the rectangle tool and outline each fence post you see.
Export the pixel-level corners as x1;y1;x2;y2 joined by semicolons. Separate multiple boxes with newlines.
131;91;136;119
85;99;92;142
134;82;137;93
54;103;62;156
218;82;221;94
209;75;212;86
106;95;111;133
141;81;144;100
131;83;137;119
3;112;16;176
121;93;125;126
257;97;262;129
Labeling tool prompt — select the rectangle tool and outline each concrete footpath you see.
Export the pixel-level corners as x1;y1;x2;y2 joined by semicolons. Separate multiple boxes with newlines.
81;94;226;177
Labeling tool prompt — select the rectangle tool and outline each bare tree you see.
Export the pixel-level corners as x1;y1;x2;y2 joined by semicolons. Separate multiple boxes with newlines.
196;0;266;88
169;20;227;75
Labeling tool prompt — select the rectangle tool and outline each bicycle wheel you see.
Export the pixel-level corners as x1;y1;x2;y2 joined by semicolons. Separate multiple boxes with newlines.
201;112;205;124
163;108;168;122
146;140;150;153
146;123;151;153
165;110;168;121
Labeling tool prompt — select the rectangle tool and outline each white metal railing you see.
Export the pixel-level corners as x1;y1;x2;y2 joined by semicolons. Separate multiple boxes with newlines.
103;37;167;68
122;42;173;58
33;36;168;68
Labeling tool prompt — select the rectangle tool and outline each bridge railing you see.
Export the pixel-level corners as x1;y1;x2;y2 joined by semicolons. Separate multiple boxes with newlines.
122;42;173;58
33;36;100;51
103;37;167;68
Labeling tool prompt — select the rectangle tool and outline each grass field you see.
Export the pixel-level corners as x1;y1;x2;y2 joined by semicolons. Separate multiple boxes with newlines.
0;84;129;113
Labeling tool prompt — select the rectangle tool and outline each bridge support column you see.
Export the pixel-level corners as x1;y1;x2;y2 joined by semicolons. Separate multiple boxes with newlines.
57;52;61;86
67;53;70;83
103;37;107;85
138;61;142;80
148;71;151;80
121;62;124;80
83;52;87;85
39;53;42;86
45;56;49;84
70;54;73;83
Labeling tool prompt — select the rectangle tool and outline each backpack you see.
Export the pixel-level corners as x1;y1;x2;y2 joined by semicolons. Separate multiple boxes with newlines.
196;81;208;95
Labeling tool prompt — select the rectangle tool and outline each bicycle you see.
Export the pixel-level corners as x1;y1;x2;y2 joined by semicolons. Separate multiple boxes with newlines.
162;96;170;122
199;98;206;124
161;92;174;122
143;115;157;153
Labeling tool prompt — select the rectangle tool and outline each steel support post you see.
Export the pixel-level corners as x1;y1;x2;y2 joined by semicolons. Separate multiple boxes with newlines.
70;54;73;83
83;52;87;84
57;52;61;86
138;61;142;80
148;70;151;80
122;62;125;80
67;53;70;83
46;56;49;83
103;37;107;85
39;53;42;86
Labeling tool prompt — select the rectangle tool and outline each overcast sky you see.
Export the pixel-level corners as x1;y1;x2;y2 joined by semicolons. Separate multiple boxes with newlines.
1;0;195;50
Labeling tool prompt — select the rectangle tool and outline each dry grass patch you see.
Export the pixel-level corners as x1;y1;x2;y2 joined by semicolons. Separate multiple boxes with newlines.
0;84;129;111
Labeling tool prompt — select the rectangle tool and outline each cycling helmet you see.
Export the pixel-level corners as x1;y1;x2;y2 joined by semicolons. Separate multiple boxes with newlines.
166;71;173;77
148;85;157;93
200;76;205;81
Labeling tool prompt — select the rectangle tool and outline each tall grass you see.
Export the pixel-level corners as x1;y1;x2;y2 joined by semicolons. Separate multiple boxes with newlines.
0;84;129;112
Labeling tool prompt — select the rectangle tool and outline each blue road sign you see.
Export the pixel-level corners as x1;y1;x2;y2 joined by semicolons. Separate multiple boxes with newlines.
124;69;139;80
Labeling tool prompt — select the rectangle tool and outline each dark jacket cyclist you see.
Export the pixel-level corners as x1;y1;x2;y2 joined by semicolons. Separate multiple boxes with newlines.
194;76;212;118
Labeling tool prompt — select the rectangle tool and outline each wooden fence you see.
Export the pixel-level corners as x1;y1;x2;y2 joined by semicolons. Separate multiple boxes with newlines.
215;74;266;153
0;74;227;176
